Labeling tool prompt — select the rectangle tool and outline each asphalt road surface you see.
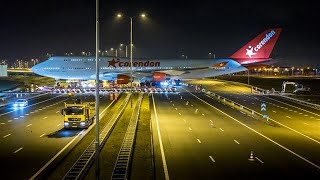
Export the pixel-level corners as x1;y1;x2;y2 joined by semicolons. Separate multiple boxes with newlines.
151;89;320;180
0;93;110;179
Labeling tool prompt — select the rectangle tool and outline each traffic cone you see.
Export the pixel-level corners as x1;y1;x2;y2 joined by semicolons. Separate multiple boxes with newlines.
248;151;255;161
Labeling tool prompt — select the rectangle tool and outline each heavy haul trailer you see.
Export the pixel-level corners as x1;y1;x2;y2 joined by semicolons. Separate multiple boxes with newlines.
61;101;95;129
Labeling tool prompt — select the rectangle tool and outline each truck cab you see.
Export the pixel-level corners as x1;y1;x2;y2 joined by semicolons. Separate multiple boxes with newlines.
61;101;95;129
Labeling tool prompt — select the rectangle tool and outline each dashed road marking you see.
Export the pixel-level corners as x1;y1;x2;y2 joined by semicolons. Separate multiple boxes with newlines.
272;111;276;113
43;117;48;119
197;139;202;144
220;128;224;132
188;127;192;131
255;157;264;163
26;124;32;127
234;140;240;144
209;156;215;163
57;124;61;126
40;133;46;138
13;147;23;154
286;116;291;119
3;134;11;138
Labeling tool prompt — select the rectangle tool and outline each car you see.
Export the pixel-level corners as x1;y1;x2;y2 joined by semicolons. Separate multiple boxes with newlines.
14;99;28;107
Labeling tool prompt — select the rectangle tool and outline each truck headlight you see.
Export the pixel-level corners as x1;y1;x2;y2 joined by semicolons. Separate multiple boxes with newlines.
64;122;69;126
80;122;86;126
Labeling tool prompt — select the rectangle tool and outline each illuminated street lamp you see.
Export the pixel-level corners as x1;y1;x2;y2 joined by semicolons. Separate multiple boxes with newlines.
117;12;147;107
120;43;128;57
313;68;318;76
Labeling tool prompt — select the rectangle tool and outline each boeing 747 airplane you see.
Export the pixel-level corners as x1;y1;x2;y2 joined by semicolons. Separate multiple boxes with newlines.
31;28;281;84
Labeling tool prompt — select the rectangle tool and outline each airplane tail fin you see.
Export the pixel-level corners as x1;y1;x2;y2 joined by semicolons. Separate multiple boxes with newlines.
229;28;282;64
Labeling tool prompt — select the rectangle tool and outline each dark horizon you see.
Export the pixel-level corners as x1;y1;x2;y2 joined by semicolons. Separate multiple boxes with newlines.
1;0;320;66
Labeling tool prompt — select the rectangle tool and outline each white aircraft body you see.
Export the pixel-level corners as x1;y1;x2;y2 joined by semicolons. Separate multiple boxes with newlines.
32;28;281;83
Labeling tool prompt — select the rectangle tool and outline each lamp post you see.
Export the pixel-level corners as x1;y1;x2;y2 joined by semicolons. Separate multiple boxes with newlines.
120;43;128;58
95;0;100;178
117;13;146;108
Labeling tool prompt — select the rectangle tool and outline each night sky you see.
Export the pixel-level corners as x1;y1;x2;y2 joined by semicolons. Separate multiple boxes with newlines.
1;0;320;66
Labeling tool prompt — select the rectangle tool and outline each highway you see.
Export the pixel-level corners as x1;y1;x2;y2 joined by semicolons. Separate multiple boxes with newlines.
0;93;111;179
151;86;320;179
0;79;320;179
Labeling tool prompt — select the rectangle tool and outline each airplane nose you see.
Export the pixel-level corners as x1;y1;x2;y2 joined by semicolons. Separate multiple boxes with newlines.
31;62;44;76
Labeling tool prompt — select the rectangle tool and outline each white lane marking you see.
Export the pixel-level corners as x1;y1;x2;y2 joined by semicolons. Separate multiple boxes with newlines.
264;96;320;117
255;157;264;164
26;114;30;116
30;99;114;180
299;113;303;114
303;122;310;126
310;117;314;119
56;111;59;113
209;156;215;163
14;118;18;120
234;140;240;144
8;120;12;122
294;111;298;113
30;112;34;114
1;123;5;125
178;113;181;115
3;134;11;138
202;113;205;116
197;139;202;144
289;109;293;111
20;116;24;118
219;128;224;132
183;119;186;122
43;117;48;119
286;116;291;119
175;108;177;110
151;94;170;180
210;120;213;123
57;124;61;126
185;89;320;170
304;115;308;117
26;124;32;127
13;147;23;154
188;127;192;131
191;104;193;106
240;111;246;115
272;111;277;113
40;133;46;138
38;109;42;111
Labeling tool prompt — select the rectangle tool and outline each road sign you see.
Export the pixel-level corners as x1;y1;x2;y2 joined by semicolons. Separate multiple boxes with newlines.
261;102;267;111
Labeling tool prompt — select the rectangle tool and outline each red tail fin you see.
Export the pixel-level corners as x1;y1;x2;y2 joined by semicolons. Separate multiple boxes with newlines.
229;28;282;64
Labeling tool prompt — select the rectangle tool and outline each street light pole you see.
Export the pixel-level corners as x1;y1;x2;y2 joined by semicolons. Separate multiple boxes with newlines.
130;17;133;108
126;45;128;58
95;0;100;178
